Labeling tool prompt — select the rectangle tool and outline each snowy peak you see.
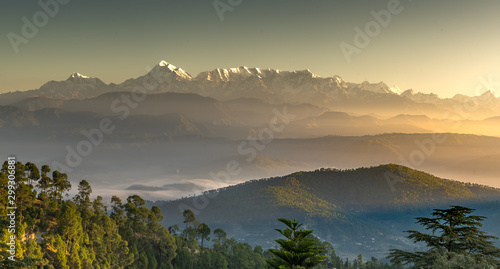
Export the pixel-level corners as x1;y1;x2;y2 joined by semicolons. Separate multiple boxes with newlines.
65;72;105;86
196;66;278;82
158;60;170;67
147;61;193;81
389;85;403;95
158;60;185;73
353;81;393;95
292;69;319;78
195;66;321;83
481;89;498;99
352;81;402;95
69;72;90;79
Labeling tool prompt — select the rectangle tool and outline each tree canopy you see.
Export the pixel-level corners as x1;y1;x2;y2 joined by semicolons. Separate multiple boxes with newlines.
267;218;326;269
388;205;500;268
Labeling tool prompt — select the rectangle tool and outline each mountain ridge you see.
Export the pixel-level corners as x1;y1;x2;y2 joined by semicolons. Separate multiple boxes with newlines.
2;60;498;119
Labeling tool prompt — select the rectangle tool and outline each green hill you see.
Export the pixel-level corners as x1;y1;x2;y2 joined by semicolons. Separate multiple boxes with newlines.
158;164;500;259
160;164;499;223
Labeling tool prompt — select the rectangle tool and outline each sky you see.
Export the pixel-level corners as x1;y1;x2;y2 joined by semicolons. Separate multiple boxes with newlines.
1;0;500;98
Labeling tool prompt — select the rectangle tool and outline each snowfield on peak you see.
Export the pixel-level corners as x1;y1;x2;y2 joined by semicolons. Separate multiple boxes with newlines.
69;72;90;79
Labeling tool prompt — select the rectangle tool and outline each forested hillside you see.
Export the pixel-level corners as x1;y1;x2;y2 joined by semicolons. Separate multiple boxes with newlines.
1;161;406;268
159;164;500;258
161;164;500;223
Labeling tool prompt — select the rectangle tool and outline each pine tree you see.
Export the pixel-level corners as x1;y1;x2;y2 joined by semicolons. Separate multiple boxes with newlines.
51;171;71;202
388;205;500;268
24;162;40;186
267;218;326;269
182;209;196;229
198;223;211;249
37;165;51;193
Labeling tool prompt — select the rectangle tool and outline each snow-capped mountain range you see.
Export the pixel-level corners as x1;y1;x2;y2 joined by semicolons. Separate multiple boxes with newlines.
116;61;418;112
1;60;498;118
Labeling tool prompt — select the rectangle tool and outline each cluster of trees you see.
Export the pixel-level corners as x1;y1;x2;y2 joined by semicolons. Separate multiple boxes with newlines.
0;161;265;268
1;161;499;268
168;208;268;268
0;161;177;268
266;218;403;269
266;208;500;269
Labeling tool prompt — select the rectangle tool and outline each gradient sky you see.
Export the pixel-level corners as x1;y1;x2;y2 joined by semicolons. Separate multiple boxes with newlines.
1;0;499;97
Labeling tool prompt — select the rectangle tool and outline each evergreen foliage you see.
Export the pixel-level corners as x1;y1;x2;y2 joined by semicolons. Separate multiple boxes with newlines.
267;218;326;268
388;206;500;268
